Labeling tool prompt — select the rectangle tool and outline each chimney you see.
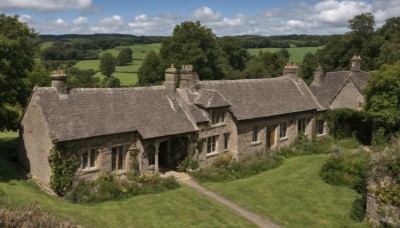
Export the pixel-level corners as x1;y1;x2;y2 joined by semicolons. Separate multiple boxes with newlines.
350;55;361;71
163;64;178;95
179;64;199;90
283;62;298;79
50;69;67;94
313;66;324;85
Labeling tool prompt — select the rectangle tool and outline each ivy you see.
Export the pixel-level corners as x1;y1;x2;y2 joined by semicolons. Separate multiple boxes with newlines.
48;142;81;196
129;148;140;174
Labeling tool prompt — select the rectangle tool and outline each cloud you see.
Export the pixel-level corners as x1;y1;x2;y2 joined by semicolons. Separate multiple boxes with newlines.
90;15;125;33
18;14;32;24
127;13;178;35
0;0;92;11
73;16;88;26
191;7;223;22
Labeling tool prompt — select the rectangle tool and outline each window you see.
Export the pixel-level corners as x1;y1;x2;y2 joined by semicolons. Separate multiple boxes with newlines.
207;136;218;154
252;126;258;142
112;146;125;171
279;122;287;138
316;120;324;135
82;149;97;170
211;108;226;125
298;118;307;133
223;133;230;150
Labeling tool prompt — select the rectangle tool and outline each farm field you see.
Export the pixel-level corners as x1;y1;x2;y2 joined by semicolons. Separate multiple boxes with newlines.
203;154;365;228
74;43;161;86
247;46;323;63
0;132;254;227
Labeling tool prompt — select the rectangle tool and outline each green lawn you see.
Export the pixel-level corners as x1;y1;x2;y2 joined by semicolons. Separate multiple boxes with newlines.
247;46;323;63
0;132;254;227
204;155;365;228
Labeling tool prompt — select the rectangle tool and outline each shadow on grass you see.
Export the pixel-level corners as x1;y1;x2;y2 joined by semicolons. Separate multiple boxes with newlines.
0;137;22;182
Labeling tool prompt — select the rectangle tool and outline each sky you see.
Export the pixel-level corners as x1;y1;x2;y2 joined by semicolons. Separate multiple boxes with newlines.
1;0;399;36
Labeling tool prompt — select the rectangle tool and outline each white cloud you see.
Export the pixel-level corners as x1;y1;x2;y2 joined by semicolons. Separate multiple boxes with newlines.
127;13;178;35
191;7;223;22
0;0;92;11
90;15;125;33
73;16;88;26
18;14;32;23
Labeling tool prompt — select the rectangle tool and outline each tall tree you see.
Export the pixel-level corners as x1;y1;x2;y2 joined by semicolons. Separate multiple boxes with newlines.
218;36;250;71
138;50;166;86
0;14;39;131
299;52;319;84
67;67;99;88
364;61;400;133
160;21;225;80
99;53;116;78
116;48;133;66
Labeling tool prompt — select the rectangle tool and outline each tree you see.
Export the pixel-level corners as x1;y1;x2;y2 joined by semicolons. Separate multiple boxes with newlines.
0;14;39;131
218;36;250;71
138;50;166;86
364;61;400;133
100;77;120;88
160;21;225;80
299;52;319;84
116;48;133;66
67;67;99;88
348;12;375;39
99;53;115;78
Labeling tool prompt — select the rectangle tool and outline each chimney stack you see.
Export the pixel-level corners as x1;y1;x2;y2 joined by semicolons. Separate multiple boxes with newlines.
350;55;361;71
313;66;324;85
179;64;199;90
163;64;177;95
50;69;67;94
283;62;298;79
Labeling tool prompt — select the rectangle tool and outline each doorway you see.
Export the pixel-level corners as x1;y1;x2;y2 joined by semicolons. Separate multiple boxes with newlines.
266;125;276;149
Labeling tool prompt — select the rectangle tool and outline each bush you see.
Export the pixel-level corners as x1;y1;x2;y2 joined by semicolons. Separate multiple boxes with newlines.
177;156;199;172
191;151;283;182
65;173;180;204
0;201;78;228
350;196;367;222
336;136;360;149
320;149;369;191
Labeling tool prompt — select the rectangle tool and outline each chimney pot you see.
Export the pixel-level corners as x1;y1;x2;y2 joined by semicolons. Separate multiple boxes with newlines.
283;62;298;79
50;69;68;94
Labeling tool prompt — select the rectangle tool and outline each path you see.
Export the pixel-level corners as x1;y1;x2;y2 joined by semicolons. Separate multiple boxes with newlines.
163;171;281;228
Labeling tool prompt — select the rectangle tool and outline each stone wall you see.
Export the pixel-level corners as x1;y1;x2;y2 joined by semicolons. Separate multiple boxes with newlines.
331;80;362;110
197;111;238;167
236;111;316;159
18;94;54;186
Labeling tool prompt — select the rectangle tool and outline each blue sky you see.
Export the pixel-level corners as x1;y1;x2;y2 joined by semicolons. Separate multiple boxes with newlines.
1;0;399;36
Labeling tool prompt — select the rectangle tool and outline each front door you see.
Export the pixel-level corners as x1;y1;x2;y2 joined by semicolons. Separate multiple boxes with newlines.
266;125;276;149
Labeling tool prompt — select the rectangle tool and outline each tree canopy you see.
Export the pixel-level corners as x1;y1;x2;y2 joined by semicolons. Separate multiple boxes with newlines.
116;48;133;66
99;53;116;78
138;50;165;86
0;14;39;131
364;61;400;133
160;21;225;80
67;67;99;88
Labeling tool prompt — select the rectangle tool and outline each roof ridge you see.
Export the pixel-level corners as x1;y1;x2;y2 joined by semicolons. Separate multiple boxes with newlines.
69;86;165;93
198;77;287;85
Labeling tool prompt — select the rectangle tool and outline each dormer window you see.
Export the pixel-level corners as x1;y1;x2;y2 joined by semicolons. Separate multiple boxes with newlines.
211;108;226;125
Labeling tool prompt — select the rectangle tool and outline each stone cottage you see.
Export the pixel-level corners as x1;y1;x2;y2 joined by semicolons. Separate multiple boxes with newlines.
309;56;369;110
19;62;328;188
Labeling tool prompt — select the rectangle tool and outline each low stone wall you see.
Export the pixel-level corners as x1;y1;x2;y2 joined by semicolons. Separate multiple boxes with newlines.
367;194;400;226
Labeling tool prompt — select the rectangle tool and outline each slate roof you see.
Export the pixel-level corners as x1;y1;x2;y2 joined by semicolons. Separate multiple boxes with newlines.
31;86;197;142
194;89;231;108
197;77;321;121
309;71;369;109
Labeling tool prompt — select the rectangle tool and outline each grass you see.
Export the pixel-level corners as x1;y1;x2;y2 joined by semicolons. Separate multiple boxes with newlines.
247;46;323;63
74;43;161;86
203;155;366;228
0;132;254;227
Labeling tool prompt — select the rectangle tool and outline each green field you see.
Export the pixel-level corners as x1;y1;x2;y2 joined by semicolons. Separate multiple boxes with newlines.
247;46;323;63
74;43;161;86
204;154;365;227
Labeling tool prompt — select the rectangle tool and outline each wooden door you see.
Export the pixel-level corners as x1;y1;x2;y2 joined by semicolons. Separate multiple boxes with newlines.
266;125;276;148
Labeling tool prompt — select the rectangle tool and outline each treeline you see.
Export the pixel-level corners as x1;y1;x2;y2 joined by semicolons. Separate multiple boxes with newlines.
224;34;328;49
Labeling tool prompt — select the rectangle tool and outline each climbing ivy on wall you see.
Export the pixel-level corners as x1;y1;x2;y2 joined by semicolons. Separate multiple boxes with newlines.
48;142;81;196
129;148;140;174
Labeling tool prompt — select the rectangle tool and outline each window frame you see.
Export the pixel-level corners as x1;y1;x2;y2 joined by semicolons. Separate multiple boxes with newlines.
211;108;226;125
252;126;258;142
316;119;324;135
82;148;97;170
279;122;287;139
223;133;230;150
298;118;307;133
207;135;218;154
112;146;126;171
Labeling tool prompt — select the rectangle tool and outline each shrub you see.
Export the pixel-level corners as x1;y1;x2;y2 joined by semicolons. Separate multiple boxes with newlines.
0;201;78;228
350;196;367;222
66;173;180;204
177;156;199;172
336;136;360;149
